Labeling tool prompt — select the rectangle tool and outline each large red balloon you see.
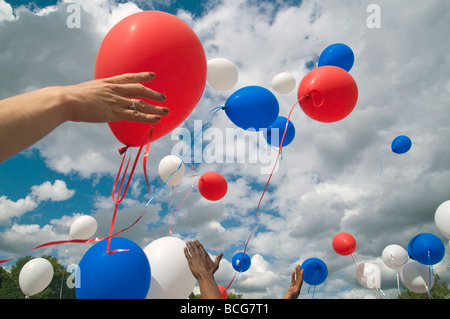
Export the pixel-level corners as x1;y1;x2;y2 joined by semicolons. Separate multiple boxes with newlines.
297;66;358;123
198;172;228;201
95;11;207;146
332;232;356;256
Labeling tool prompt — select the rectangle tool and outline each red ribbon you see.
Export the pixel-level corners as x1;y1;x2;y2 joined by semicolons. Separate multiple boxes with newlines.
1;129;155;263
223;98;304;294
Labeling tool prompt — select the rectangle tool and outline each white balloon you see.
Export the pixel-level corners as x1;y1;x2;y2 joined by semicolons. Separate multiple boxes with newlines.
19;258;54;297
207;58;238;91
356;262;381;289
400;260;435;293
69;215;97;240
435;200;450;239
382;244;409;269
158;155;185;187
144;236;196;299
271;72;296;94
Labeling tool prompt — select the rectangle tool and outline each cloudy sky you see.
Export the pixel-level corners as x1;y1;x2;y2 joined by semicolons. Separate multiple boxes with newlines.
0;0;449;299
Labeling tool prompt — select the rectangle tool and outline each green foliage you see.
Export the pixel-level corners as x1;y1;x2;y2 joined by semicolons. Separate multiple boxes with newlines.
398;274;450;299
0;255;76;299
189;291;243;299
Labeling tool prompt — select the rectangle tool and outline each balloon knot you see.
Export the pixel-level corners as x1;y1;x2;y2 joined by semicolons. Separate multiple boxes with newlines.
118;146;129;155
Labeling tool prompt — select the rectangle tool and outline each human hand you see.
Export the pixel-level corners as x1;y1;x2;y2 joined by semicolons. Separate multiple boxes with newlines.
184;240;223;280
283;265;304;299
60;72;169;123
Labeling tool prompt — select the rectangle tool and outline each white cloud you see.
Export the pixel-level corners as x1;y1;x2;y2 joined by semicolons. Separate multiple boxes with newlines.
30;180;75;202
0;180;74;225
0;0;14;22
0;195;38;224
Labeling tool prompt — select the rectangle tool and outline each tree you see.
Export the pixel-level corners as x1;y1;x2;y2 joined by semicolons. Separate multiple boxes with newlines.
189;291;243;299
398;274;450;299
0;255;76;299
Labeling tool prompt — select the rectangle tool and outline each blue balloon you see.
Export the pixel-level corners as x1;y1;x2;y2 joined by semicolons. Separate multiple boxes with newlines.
391;135;412;154
301;258;328;286
408;233;445;266
232;252;251;273
318;43;355;72
407;234;418;260
264;116;295;148
75;237;151;299
225;86;279;131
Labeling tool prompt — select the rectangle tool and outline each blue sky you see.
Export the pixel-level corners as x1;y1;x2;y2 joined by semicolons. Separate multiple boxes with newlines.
1;0;450;299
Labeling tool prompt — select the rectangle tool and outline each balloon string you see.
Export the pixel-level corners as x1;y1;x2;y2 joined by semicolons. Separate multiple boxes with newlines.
351;253;381;299
143;141;152;198
224;97;304;294
0;137;153;263
307;268;320;298
222;272;237;299
107;142;146;254
169;177;200;236
379;151;392;176
144;105;223;207
0;201;155;265
142;105;224;234
427;251;433;299
168;187;176;210
241;99;301;259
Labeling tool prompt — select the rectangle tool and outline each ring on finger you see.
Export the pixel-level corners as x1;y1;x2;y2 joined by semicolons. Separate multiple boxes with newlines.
129;99;137;110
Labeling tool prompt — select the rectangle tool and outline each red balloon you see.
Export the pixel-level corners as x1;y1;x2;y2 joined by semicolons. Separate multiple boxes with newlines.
218;285;227;299
95;11;207;146
332;232;356;256
297;66;358;123
198;172;228;201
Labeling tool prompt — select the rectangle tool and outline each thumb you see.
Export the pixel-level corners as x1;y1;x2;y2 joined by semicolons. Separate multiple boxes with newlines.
213;253;224;272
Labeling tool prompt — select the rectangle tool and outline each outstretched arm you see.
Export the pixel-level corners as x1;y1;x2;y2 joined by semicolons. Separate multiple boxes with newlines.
283;265;304;299
0;72;169;163
184;240;224;299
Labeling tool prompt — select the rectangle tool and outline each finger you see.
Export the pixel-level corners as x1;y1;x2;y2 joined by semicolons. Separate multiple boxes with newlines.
214;253;224;267
116;109;162;123
291;271;296;285
193;239;204;254
186;240;196;255
299;269;304;281
103;72;156;84
130;99;170;116
112;83;166;102
184;247;191;260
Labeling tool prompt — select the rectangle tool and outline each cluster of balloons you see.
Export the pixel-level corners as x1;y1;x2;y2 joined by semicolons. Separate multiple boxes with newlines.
332;232;383;291
332;200;448;296
381;234;444;295
172;42;358;292
207;54;299;150
75;236;199;299
158;155;228;201
18;215;98;297
381;200;450;295
12;5;443;300
298;43;358;123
